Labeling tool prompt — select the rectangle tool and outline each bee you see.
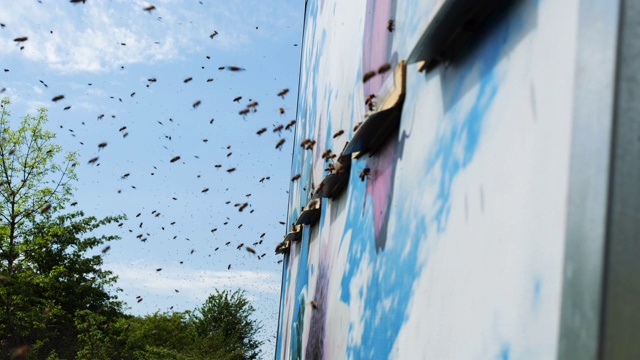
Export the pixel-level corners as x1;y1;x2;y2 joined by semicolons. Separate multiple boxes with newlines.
131;92;136;97
333;130;344;138
40;203;52;213
211;228;217;232
310;300;318;310
300;139;311;148
277;88;289;98
183;77;193;83
247;101;259;108
119;126;127;131
123;132;129;138
236;243;244;249
387;19;394;32
192;100;201;109
363;70;376;83
201;188;209;193
354;122;363;132
246;246;256;254
256;127;267;135
101;245;111;254
209;30;218;39
121;173;130;179
378;63;391;74
170;156;181;162
13;36;28;43
70;0;87;3
285;120;296;130
98;142;107;150
321;149;332;159
291;174;301;182
228;264;231;270
156;268;162;272
227;66;245;71
279;107;285;115
63;106;71;111
214;164;222;168
305;140;316;150
11;345;31;359
87;157;99;164
98;114;105;120
207;78;214;82
275;138;286;150
227;167;236;173
71;202;78;206
239;203;248;212
233;96;242;102
277;259;283;264
239;108;250;116
273;124;284;133
51;95;65;102
209;118;215;124
148;77;157;82
137;298;143;303
359;167;370;181
144;5;156;12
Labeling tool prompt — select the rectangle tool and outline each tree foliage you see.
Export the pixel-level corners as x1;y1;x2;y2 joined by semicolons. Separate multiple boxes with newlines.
0;99;267;359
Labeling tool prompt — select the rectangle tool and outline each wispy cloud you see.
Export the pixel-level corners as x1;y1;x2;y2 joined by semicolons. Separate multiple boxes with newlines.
0;0;302;74
106;260;281;302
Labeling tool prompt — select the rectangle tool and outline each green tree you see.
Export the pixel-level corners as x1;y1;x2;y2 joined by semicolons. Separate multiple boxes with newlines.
0;98;125;357
191;289;264;360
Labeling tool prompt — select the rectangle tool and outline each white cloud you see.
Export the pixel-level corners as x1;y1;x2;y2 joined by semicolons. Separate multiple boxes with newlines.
0;0;302;74
106;260;282;302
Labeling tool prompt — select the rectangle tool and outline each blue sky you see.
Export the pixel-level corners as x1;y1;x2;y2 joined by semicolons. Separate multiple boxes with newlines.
0;0;304;354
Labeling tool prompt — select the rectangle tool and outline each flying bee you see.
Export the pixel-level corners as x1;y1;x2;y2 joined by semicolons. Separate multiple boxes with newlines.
170;156;180;162
321;149;332;159
233;96;242;102
148;77;157;82
87;157;98;164
277;259;283;264
387;19;394;32
13;36;28;43
310;301;318;310
71;202;78;206
363;70;376;83
227;152;232;157
207;78;214;82
256;127;267;135
246;246;256;254
227;167;236;173
63;106;71;110
226;66;245;71
279;107;285;115
101;245;111;254
291;174;301;182
40;203;52;213
285;120;296;130
209;30;218;39
51;95;65;102
239;108;250;116
119;126;127;131
144;5;156;12
121;173;130;179
98;142;107;150
201;188;209;193
275;138;286;150
273;124;284;133
237;243;244;249
277;88;289;98
333;130;344;138
214;164;221;168
228;264;231;270
183;77;193;83
360;167;370;181
300;139;311;148
247;101;259;108
239;203;248;212
192;100;201;109
97;114;105;120
378;63;392;74
354;122;363;132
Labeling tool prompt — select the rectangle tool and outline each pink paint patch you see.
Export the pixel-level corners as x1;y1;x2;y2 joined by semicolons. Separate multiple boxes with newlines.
365;134;397;239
